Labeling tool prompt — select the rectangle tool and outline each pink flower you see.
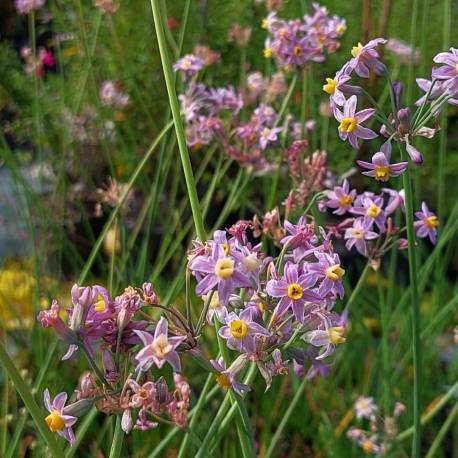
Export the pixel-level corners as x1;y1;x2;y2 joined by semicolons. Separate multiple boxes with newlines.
348;38;387;78
134;318;186;372
414;202;438;244
334;96;377;149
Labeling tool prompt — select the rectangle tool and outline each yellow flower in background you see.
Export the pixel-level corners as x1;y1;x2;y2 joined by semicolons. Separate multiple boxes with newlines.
0;263;36;328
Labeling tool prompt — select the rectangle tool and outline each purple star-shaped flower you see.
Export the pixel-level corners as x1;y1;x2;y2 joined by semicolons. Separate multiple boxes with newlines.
307;252;345;299
266;262;321;323
323;178;357;215
134;317;186;372
344;218;379;257
348;38;387;78
357;141;408;181
351;195;386;232
218;309;270;353
44;389;77;445
188;242;251;306
414;202;438;244
334;95;377;149
210;357;251;395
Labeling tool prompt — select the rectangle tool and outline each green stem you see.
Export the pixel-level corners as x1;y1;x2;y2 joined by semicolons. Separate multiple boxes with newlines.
150;0;206;242
264;377;308;458
177;374;214;458
424;402;457;458
0;342;64;458
108;416;124;458
399;145;422;458
396;380;457;443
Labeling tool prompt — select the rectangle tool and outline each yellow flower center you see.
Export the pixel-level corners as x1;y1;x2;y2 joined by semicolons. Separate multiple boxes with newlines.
214;258;234;279
426;215;439;229
221;243;231;256
261;18;268;29
94;294;106;313
336;23;347;34
287;283;303;300
366;203;381;218
374;166;390;181
323;78;337;95
45;410;65;432
362;440;375;453
325;264;345;281
328;326;346;345
264;48;273;58
151;335;172;358
181;58;192;70
230;320;248;339
351;42;364;58
339;195;353;207
293;46;303;56
352;229;364;239
339;117;357;133
216;374;231;389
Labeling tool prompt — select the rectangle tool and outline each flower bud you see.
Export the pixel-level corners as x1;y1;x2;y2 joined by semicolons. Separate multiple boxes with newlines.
392;81;403;109
63;398;94;417
121;409;133;434
142;282;158;305
397;107;411;135
406;143;423;166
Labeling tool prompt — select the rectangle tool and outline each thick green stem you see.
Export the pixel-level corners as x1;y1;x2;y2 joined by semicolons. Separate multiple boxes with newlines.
150;0;206;242
399;145;422;458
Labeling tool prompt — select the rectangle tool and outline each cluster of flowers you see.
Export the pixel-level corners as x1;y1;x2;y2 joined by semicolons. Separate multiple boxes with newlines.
347;396;406;455
38;217;349;444
262;4;346;70
325;39;457;159
173;3;343;173
38;283;192;443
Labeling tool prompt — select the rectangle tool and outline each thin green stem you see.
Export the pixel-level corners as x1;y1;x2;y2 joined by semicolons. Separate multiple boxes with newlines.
264;377;308;458
424;402;457;458
399;145;422;458
150;0;206;242
108;416;124;458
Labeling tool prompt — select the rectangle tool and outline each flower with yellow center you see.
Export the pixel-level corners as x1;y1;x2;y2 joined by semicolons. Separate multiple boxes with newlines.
181;58;192;70
216;374;231;390
325;264;345;281
339;117;358;133
323;77;337;95
374;166;390;181
339;194;353;207
426;215;439;229
287;283;303;300
328;326;346;345
214;258;234;279
263;48;273;58
293;46;303;57
94;294;106;313
151;335;172;358
366;203;381;218
230;319;248;339
351;42;364;58
45;410;66;432
351;229;364;239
